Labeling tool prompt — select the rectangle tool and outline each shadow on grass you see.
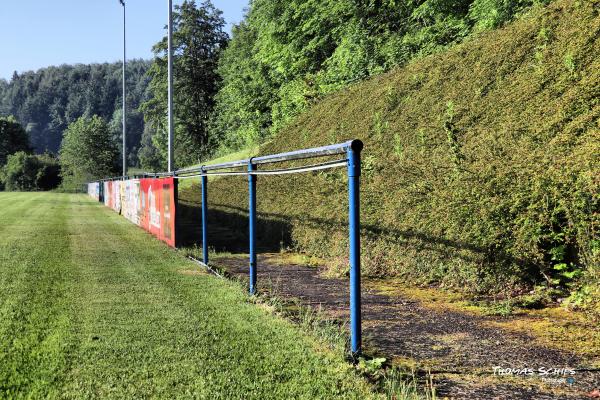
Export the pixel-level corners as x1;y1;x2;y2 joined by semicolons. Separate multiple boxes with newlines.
175;181;538;285
180;197;531;267
176;199;292;253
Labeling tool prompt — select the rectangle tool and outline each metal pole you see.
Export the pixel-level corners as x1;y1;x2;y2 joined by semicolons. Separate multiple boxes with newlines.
121;0;126;177
248;161;257;295
173;172;178;247
347;141;362;356
167;0;174;172
201;173;209;265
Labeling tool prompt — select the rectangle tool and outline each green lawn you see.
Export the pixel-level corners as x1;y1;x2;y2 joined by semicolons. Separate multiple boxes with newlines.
0;192;374;399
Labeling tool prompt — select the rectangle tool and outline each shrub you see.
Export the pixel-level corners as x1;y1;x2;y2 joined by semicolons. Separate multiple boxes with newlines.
1;152;61;191
0;116;31;166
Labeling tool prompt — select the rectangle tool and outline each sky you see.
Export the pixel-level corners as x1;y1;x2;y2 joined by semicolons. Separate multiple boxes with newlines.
0;0;248;80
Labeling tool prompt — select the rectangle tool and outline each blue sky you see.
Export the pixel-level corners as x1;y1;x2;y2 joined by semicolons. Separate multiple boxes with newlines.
0;0;248;80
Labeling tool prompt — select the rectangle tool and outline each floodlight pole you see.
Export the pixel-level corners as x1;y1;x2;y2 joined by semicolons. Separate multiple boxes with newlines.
167;0;174;172
120;0;127;177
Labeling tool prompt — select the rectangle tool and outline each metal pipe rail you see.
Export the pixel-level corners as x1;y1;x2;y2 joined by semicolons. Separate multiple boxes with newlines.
191;139;362;355
252;139;361;165
91;139;363;356
173;159;348;179
141;171;173;177
172;139;362;176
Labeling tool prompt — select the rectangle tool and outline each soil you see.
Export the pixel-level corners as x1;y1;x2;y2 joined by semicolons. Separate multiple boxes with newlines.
215;253;599;400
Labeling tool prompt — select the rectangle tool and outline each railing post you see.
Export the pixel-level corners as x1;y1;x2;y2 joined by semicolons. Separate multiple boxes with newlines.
201;169;209;265
248;160;257;295
347;140;363;356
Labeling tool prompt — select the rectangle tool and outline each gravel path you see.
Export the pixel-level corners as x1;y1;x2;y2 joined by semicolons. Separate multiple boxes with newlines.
216;254;599;400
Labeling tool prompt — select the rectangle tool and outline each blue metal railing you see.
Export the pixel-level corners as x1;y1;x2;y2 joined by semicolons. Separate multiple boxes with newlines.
103;139;363;355
347;144;361;354
201;175;209;266
247;161;258;295
177;139;363;355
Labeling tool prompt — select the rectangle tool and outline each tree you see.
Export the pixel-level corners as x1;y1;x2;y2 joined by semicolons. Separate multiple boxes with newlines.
138;124;165;171
141;0;228;167
0;116;31;166
210;20;275;150
0;151;61;191
59;115;119;189
0;79;8;115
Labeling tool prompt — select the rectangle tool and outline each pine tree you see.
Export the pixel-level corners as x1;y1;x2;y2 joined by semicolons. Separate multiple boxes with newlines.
141;0;228;168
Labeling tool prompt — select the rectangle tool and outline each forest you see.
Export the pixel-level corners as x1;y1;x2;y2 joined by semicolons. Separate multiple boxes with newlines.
210;0;551;152
0;60;150;162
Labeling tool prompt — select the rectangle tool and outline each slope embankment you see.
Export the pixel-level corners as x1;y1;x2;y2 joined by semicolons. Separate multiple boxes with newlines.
179;0;599;298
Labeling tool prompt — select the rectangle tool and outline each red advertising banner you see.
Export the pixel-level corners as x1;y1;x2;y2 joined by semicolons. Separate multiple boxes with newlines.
90;177;176;247
160;178;176;247
138;177;176;247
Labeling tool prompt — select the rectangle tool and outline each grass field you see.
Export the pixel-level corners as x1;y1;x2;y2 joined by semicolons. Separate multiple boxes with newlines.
0;192;376;399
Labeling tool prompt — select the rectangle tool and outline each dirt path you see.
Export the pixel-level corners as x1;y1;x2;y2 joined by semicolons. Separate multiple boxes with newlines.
215;254;599;400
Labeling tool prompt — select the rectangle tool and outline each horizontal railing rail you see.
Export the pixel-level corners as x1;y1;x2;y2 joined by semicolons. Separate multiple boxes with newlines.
252;139;361;165
171;139;363;176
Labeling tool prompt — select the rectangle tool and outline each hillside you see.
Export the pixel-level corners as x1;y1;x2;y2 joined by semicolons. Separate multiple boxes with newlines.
180;0;599;303
0;61;150;159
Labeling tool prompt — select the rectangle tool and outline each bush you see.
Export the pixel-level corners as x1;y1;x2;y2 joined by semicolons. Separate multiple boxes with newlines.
0;116;31;166
1;152;61;191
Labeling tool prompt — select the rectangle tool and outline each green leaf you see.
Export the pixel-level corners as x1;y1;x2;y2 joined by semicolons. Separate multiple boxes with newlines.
552;263;568;271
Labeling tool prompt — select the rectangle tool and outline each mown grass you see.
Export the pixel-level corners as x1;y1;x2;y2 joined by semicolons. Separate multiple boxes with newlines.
0;192;382;399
